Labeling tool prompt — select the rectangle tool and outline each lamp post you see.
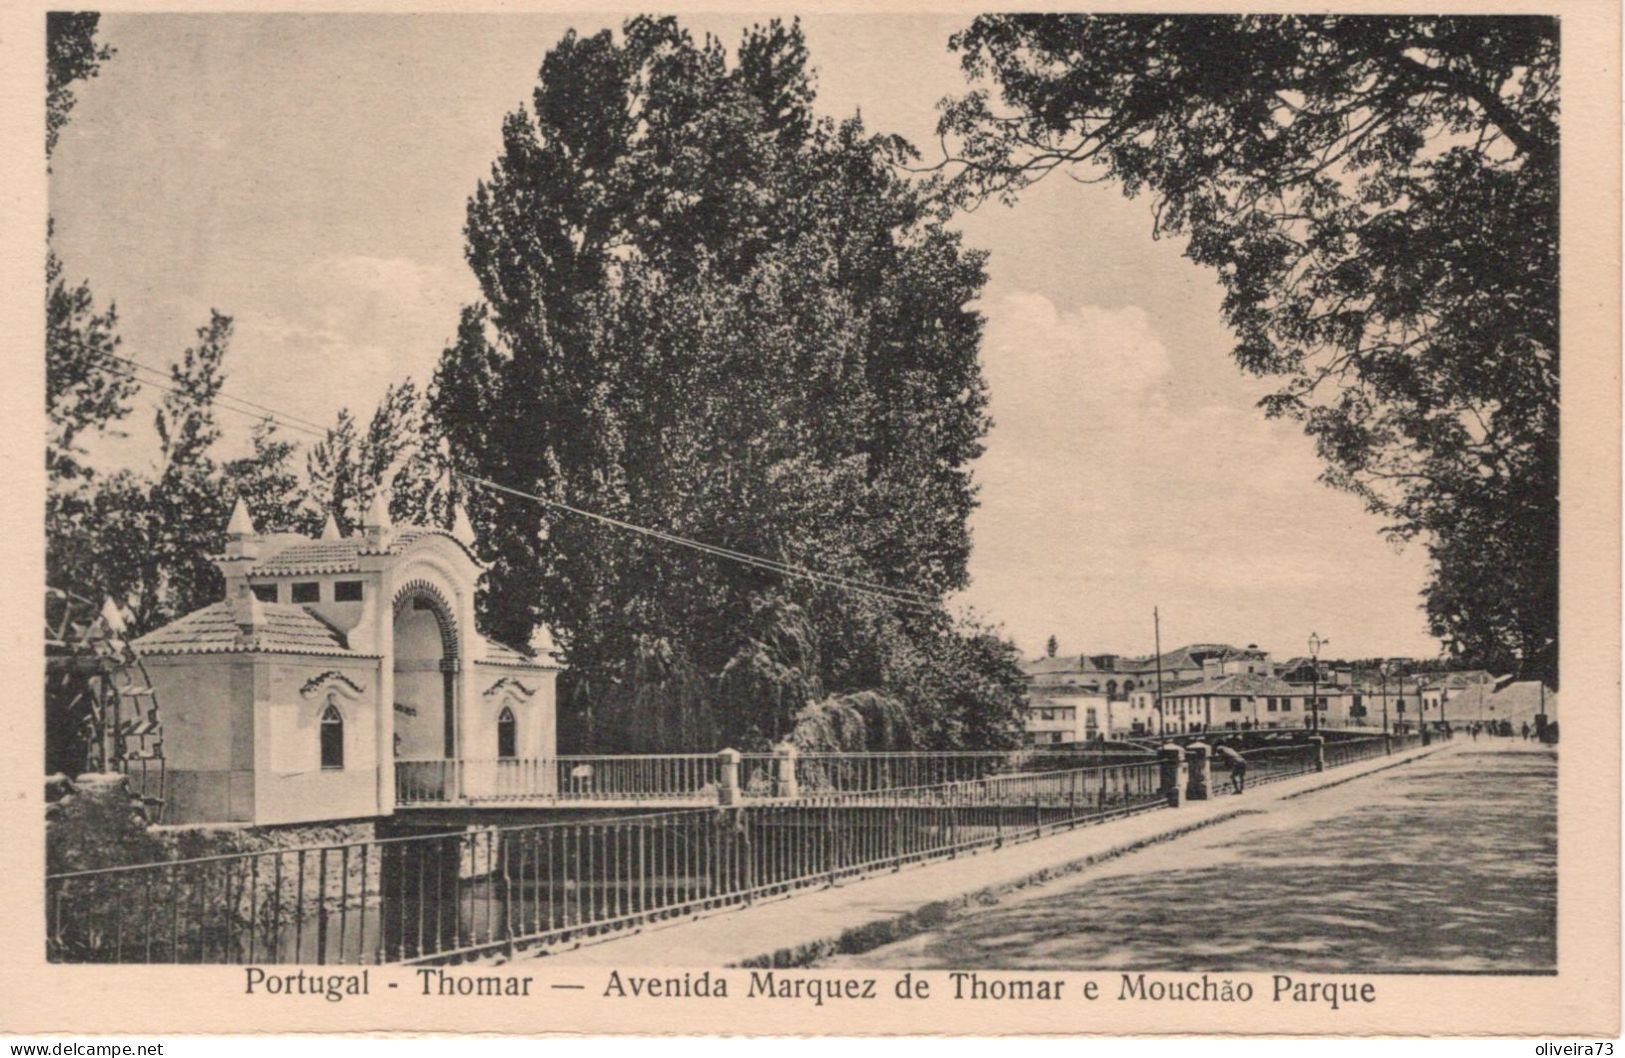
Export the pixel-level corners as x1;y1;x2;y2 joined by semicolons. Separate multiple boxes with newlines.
1379;663;1391;735
1395;671;1408;734
1308;632;1328;733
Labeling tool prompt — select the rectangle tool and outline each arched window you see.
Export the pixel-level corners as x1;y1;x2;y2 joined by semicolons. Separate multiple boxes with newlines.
320;704;344;770
1106;680;1118;700
497;707;517;760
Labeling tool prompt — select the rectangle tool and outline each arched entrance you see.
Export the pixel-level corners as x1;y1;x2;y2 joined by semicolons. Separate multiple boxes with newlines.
392;582;459;760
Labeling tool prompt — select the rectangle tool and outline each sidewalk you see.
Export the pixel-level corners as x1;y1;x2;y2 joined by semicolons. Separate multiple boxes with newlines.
519;740;1455;969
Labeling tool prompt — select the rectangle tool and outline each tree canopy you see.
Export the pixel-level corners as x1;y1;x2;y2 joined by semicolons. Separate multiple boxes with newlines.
941;15;1558;682
47;12;113;164
433;17;1023;750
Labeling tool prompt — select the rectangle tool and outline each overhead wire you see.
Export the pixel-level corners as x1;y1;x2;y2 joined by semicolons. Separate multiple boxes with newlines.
87;357;945;613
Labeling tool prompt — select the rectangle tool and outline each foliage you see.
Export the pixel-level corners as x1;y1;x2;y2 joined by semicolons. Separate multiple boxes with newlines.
47;15;134;488
47;248;136;485
50;345;442;632
50;316;244;631
47;11;113;163
225;420;318;536
881;614;1028;750
434;16;1017;749
788;691;913;754
941;15;1558;682
45;773;163;875
305;381;455;535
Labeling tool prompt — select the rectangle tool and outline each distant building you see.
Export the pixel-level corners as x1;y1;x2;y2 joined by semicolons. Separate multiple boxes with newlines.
1418;671;1497;728
1478;680;1557;729
1023;641;1403;735
1199;645;1273;680
1020;653;1148;702
1022;697;1081;744
1162;672;1302;732
1125;643;1237;685
1277;656;1353;687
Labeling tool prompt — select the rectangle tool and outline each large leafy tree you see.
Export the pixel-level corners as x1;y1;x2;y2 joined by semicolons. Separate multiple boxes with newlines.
941;16;1558;682
435;17;1010;749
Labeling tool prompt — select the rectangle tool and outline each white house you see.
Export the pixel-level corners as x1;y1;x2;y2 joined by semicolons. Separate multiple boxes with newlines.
133;496;560;825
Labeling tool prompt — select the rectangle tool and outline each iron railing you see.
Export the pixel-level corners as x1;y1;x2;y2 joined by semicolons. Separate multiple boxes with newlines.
792;748;1152;796
50;736;1438;965
51;758;1166;965
396;747;1159;806
1322;735;1390;769
397;754;729;805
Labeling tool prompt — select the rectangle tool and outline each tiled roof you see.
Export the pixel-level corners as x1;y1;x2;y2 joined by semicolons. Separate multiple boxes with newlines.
1422;670;1496;690
1163;672;1333;699
243;527;476;576
1134;677;1203;694
133;603;363;657
1021;654;1100;676
1121;644;1237;675
477;636;559;669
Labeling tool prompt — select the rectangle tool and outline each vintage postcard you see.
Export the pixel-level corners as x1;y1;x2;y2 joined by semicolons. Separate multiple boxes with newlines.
0;0;1617;1039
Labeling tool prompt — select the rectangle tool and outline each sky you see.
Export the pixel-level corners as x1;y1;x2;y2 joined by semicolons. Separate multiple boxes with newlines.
49;13;1442;661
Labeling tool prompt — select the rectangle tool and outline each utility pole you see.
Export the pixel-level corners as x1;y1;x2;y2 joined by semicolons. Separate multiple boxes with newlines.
1308;632;1327;733
1153;606;1166;738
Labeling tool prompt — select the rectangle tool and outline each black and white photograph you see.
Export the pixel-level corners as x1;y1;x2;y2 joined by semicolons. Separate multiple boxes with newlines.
12;3;1618;1040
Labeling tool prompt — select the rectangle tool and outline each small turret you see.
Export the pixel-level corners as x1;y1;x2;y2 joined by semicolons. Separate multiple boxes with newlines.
361;490;392;550
224;497;260;559
321;511;343;541
213;499;263;597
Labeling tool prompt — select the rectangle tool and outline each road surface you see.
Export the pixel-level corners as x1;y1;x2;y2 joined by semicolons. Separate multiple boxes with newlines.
822;742;1555;973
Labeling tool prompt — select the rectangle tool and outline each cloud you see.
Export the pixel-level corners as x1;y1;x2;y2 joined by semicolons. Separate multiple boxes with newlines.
216;255;477;452
954;290;1432;658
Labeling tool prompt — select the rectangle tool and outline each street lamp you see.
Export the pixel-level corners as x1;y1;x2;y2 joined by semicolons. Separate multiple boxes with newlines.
1308;632;1328;733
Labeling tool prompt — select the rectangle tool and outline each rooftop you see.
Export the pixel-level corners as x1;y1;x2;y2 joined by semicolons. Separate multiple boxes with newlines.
1162;672;1344;698
133;601;364;657
243;527;478;577
1021;653;1102;676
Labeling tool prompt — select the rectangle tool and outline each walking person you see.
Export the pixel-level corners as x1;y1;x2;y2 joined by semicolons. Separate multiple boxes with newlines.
1216;742;1247;794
